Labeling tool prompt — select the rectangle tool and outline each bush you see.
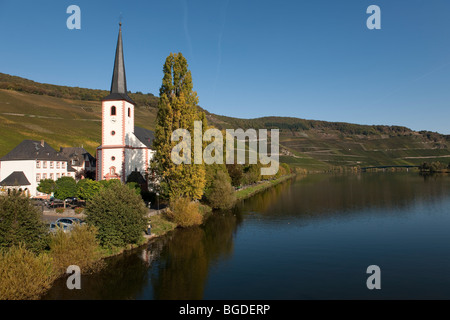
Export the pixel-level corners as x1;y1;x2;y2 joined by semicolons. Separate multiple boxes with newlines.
205;171;236;210
0;244;55;300
0;191;48;253
49;224;103;275
74;207;84;214
85;182;148;248
55;207;65;214
167;197;203;227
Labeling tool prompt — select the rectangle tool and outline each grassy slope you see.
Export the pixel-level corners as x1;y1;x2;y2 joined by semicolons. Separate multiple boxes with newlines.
0;89;156;157
1;74;449;171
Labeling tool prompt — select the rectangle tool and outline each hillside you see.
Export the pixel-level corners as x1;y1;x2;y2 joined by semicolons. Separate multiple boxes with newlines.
205;114;450;171
1;72;449;171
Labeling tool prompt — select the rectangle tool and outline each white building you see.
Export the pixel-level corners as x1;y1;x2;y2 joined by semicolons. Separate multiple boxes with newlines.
0;140;77;197
96;23;155;183
59;147;96;180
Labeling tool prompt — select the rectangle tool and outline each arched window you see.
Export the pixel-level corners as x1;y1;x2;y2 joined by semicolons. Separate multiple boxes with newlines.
128;107;131;117
110;167;116;175
111;106;116;116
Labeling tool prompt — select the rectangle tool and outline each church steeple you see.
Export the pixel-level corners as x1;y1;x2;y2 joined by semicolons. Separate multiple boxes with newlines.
103;22;134;104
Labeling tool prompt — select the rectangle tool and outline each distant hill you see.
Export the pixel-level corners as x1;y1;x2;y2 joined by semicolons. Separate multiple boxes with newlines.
1;72;449;171
0;73;158;157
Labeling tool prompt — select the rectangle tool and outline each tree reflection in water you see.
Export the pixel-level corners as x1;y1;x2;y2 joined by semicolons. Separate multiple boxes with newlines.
151;211;242;299
42;209;243;300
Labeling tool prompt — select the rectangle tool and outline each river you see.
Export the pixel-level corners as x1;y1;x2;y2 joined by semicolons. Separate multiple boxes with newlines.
43;173;450;299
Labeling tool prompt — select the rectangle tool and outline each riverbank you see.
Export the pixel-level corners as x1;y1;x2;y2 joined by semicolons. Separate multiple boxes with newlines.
146;173;297;240
235;173;297;201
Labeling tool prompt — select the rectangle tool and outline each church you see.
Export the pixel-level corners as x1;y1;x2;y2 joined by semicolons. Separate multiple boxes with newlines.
96;23;155;183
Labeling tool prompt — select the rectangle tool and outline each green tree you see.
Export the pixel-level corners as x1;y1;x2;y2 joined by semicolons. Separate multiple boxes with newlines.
0;191;48;253
84;182;148;248
204;163;229;195
242;163;262;185
419;162;430;171
99;179;121;189
76;179;101;201
226;164;244;187
205;170;236;210
152;52;206;201
37;179;56;197
54;176;77;200
126;182;142;196
430;161;445;172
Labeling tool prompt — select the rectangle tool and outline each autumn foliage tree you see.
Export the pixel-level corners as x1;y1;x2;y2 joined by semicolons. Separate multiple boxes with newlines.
152;53;206;201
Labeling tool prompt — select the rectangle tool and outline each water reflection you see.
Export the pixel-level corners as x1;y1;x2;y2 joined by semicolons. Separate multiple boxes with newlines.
150;212;242;299
43;210;242;300
43;247;152;299
43;173;450;299
242;173;450;221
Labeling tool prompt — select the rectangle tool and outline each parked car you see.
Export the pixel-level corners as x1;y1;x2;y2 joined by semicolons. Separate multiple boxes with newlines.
48;222;72;233
49;199;64;208
55;217;84;228
31;198;46;206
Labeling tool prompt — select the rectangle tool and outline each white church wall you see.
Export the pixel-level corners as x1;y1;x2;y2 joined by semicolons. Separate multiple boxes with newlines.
125;147;146;181
99;147;124;180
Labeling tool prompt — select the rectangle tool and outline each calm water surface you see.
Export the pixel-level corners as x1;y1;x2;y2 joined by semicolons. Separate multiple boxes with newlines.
43;173;450;299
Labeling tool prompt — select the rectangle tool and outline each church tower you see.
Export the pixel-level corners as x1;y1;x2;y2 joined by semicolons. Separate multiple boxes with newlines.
96;23;155;183
97;23;139;182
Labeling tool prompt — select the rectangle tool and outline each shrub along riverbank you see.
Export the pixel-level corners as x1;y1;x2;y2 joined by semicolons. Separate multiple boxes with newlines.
148;172;298;237
0;183;151;300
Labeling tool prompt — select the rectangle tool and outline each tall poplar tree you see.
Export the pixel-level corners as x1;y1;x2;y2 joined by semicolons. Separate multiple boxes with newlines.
153;53;206;201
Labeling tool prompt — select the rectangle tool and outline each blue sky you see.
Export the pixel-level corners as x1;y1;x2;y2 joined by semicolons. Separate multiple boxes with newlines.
0;0;449;134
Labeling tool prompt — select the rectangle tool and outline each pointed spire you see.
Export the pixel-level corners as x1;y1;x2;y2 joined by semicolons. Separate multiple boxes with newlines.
103;22;134;104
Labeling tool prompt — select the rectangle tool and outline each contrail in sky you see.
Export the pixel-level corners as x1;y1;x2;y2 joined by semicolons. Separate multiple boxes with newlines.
213;0;230;97
181;0;194;60
368;61;450;107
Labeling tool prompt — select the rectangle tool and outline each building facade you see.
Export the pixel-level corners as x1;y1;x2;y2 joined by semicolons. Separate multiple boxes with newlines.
59;147;96;179
0;140;77;197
